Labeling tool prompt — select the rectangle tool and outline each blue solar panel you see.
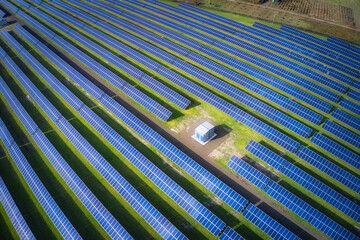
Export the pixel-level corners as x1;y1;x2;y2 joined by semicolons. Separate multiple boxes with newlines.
146;0;355;85
264;181;358;240
0;67;133;240
0;119;81;239
339;98;360;116
15;25;228;236
0;177;35;240
245;140;287;171
281;25;360;62
310;132;360;170
243;203;300;240
327;36;350;49
347;89;360;102
253;22;360;71
32;3;190;110
332;108;360;132
282;162;360;221
296;146;360;194
219;227;245;240
12;0;30;9
0;9;5;18
322;119;360;149
0;117;14;148
0;0;19;15
227;155;270;190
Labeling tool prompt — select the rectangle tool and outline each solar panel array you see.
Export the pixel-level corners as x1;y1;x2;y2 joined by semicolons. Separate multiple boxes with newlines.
347;89;360;102
331;108;360;131
0;8;5;17
109;0;342;104
12;22;250;218
328;36;360;55
245;140;287;171
322;119;360;149
282;162;360;221
253;22;360;70
339;98;360;116
245;140;360;221
142;0;355;88
264;181;358;240
281;25;360;62
0;176;35;240
2;29;191;240
243;203;300;240
31;5;176;120
45;0;312;138
227;155;270;190
219;227;245;240
11;25;226;236
296;146;360;194
0;118;81;239
84;0;332;115
0;65;133;240
310;132;360;170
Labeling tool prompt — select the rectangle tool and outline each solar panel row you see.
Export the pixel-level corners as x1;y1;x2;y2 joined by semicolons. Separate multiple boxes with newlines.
339;98;360;116
243;203;300;240
327;36;360;56
0;8;5;17
24;6;175;121
296;146;360;194
347;89;360;102
322;119;360;149
114;0;342;103
219;227;245;240
245;140;360;222
141;0;355;87
225;155;358;240
0;75;133;240
227;155;270;190
3;29;191;240
0;176;35;240
0;116;14;148
0;118;81;239
85;0;332;114
48;0;312;137
331;108;360;132
310;132;360;170
264;181;358;240
13;23;227;236
281;25;360;62
13;24;250;219
253;22;360;71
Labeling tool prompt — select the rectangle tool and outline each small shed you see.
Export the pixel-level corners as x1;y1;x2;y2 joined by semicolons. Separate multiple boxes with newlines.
193;121;216;145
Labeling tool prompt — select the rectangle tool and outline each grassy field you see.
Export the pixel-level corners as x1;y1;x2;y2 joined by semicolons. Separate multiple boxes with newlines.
0;0;359;239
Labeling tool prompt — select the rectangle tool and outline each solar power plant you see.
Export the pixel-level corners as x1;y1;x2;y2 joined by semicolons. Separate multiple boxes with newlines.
0;0;360;239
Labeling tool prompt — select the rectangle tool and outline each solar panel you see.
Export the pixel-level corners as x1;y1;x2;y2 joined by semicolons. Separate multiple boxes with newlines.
219;227;245;240
0;119;81;239
310;132;360;170
15;25;227;236
0;9;5;18
87;0;331;113
332;108;360;132
322;119;360;149
0;0;19;15
264;181;358;240
0;72;133;240
281;25;360;62
0;117;14;148
243;203;300;240
327;36;350;49
296;146;360;194
245;140;287;171
253;22;360;71
347;89;360;102
339;98;360;116
282;162;360;221
147;0;355;85
227;155;270;190
0;177;35;240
